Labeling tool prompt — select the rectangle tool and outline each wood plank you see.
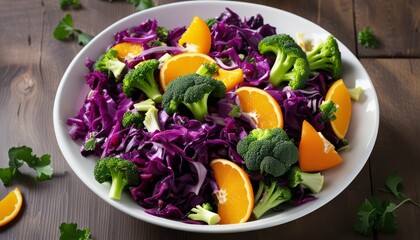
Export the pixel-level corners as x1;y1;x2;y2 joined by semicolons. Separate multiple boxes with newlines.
361;58;420;239
355;0;420;57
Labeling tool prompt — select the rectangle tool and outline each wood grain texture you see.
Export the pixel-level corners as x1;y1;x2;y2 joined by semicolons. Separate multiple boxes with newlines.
355;0;420;57
1;0;418;239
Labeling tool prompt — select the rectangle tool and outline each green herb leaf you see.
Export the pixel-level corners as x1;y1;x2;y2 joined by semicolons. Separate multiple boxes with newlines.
59;222;92;240
53;14;76;40
354;197;379;236
127;0;155;11
0;167;15;186
378;201;397;234
60;0;82;10
0;146;53;185
77;32;93;46
358;26;378;48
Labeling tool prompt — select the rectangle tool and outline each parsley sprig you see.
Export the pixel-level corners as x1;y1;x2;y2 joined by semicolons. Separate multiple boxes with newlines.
0;146;53;185
60;0;82;10
358;26;379;48
53;13;93;46
355;172;419;236
59;222;92;240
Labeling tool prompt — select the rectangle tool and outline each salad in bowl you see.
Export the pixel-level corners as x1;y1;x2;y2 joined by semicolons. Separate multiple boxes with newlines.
53;1;379;233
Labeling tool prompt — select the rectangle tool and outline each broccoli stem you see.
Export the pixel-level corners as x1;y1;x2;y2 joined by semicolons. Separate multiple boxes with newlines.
252;181;291;219
109;171;128;200
269;53;295;86
184;93;210;122
137;79;162;103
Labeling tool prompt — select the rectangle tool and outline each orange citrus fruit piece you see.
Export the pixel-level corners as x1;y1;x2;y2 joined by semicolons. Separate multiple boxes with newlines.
325;79;352;139
235;86;284;129
178;16;212;54
210;159;254;224
112;42;143;61
213;68;244;92
0;187;23;227
298;120;343;172
159;52;215;90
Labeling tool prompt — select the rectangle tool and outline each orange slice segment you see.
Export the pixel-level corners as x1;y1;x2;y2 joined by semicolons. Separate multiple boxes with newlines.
210;159;254;224
213;68;244;92
235;86;284;129
298;120;343;172
325;79;352;139
112;42;143;61
0;187;23;227
178;16;212;54
159;52;215;90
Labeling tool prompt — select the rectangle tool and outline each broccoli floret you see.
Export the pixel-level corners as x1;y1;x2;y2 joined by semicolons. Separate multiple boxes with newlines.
306;35;342;79
94;48;126;79
187;203;221;225
348;86;364;101
258;34;310;90
196;62;219;77
237;128;298;177
319;100;338;122
252;179;292;219
133;98;155;111
162;73;226;122
93;157;139;200
122;59;162;103
143;106;160;132
205;18;217;28
288;166;324;193
122;111;144;128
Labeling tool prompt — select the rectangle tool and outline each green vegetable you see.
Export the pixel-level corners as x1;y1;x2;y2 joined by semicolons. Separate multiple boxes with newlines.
59;222;91;240
84;132;97;152
348;86;364;101
252;179;292;219
228;104;241;118
94;49;126;79
354;172;419;236
133;98;155;111
205;18;217;28
93;157;139;200
187;203;221;225
143;106;161;132
0;146;53;186
53;14;93;46
236;128;298;177
306;35;342;79
122;59;162;103
319;100;338;122
196;62;220;77
258;34;310;90
162;73;226;122
122;111;145;129
358;26;378;48
60;0;81;10
288;166;324;193
127;0;155;11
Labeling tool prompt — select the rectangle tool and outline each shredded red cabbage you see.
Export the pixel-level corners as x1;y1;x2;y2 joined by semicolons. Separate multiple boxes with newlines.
67;8;342;221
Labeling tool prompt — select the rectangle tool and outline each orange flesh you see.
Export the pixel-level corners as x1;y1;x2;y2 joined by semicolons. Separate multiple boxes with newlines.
325;79;352;139
298;120;343;172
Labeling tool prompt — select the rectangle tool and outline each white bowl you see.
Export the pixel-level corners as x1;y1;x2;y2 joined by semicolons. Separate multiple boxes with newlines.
53;1;379;233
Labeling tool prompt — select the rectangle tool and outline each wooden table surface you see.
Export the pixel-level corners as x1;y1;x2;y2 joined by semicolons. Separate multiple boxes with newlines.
1;0;419;239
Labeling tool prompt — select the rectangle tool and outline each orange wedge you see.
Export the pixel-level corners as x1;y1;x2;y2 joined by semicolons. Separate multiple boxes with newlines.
298;120;343;172
213;68;244;92
178;16;212;54
210;159;254;224
235;86;284;129
0;187;23;227
112;42;143;61
159;52;215;90
325;79;352;139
